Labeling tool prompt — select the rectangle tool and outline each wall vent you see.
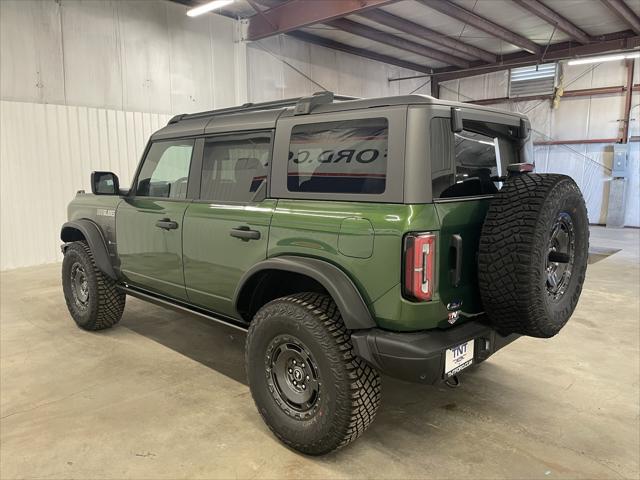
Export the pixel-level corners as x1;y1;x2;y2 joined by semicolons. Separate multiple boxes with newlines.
509;63;557;98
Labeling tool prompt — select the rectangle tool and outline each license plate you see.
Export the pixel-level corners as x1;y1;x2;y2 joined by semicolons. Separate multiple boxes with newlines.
444;340;475;378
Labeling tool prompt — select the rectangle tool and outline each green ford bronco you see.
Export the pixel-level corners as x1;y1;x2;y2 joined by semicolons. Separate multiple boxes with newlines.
61;92;589;455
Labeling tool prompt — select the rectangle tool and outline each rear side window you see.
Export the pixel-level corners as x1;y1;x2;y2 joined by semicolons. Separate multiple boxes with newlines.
200;133;271;202
136;140;194;199
287;118;388;194
431;118;519;199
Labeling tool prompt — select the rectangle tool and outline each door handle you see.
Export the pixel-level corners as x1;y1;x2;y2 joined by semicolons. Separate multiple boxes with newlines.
230;226;260;241
155;218;179;230
450;234;463;287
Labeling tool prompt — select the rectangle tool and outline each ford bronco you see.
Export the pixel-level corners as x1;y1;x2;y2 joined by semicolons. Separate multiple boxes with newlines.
61;92;589;455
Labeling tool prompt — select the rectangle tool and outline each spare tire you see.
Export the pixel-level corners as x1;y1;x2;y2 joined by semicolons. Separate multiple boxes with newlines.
478;173;589;338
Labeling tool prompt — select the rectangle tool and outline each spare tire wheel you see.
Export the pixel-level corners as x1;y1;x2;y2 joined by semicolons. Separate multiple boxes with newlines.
478;173;589;338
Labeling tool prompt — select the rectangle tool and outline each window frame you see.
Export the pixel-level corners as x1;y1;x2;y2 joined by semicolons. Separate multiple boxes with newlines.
193;130;275;205
426;109;523;203
128;138;200;202
271;106;407;203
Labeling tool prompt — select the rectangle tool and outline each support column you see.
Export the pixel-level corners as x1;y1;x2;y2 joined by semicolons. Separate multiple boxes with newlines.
606;59;634;228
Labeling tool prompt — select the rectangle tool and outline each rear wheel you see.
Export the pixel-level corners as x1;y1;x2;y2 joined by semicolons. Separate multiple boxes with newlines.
478;173;589;338
62;241;125;330
245;293;381;455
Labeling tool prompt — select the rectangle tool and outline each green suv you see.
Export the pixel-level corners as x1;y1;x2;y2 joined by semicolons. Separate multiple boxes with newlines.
61;92;589;455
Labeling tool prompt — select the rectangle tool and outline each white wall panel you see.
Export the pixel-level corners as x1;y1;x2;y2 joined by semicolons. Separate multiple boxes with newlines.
0;0;65;104
61;0;124;109
0;100;170;270
246;35;427;101
118;1;173;113
0;0;244;114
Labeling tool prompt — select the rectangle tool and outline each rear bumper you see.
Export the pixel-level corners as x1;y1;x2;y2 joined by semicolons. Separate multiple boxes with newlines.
351;318;519;384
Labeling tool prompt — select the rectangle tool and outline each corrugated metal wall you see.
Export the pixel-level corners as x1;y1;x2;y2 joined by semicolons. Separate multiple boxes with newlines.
440;60;640;227
0;101;171;270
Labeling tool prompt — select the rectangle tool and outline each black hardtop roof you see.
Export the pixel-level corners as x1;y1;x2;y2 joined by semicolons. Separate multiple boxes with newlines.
150;92;528;141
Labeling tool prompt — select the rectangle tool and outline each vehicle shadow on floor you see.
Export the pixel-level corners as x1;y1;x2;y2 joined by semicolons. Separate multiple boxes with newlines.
120;297;545;462
120;298;248;384
119;296;493;400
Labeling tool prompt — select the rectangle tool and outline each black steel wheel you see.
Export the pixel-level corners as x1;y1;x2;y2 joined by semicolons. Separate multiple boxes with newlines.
478;173;589;338
62;241;125;330
245;292;381;455
266;335;321;418
69;262;90;310
546;212;576;300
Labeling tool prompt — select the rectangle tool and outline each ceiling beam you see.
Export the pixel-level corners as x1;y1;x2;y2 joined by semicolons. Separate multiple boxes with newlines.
246;0;399;41
512;0;592;44
357;9;497;63
417;0;542;55
328;18;470;68
601;0;640;35
287;31;432;73
432;35;640;81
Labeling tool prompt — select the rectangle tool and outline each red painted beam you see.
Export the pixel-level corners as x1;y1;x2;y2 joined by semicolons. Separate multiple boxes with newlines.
467;85;629;105
621;59;635;143
563;86;626;97
432;35;640;81
513;0;592;44
534;138;621;145
418;0;542;55
357;9;497;63
246;0;398;41
328;18;470;68
602;0;640;35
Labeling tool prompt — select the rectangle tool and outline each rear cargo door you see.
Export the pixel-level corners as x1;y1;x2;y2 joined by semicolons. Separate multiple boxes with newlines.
434;199;490;315
429;116;521;315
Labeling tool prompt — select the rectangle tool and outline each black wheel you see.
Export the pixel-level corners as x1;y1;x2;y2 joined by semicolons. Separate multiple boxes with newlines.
478;173;589;338
245;293;381;455
62;241;125;330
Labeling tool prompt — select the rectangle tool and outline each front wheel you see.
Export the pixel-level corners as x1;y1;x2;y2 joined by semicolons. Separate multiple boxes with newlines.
245;293;381;455
62;241;125;330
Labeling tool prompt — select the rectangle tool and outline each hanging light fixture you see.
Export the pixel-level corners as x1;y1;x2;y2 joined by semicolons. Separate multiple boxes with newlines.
567;52;639;66
187;0;235;17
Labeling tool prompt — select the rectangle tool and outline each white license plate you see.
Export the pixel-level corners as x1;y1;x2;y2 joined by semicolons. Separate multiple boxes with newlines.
444;340;475;378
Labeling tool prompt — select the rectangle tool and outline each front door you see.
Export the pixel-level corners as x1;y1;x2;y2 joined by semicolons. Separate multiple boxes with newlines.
117;139;195;300
182;131;275;318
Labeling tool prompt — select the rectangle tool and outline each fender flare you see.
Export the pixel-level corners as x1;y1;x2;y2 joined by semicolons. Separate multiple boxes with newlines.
233;256;376;330
60;219;117;280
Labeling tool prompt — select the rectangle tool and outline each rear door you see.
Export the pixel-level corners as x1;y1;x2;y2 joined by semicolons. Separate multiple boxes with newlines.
117;139;197;300
429;115;522;315
182;131;275;318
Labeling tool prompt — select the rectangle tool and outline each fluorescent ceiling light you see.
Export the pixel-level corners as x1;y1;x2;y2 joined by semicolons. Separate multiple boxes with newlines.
187;0;234;17
567;52;639;65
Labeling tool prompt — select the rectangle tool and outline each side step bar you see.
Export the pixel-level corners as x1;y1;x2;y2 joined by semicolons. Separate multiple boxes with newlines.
118;284;249;333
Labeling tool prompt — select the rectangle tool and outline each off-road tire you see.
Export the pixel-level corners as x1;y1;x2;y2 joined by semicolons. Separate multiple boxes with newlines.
245;292;381;455
478;173;589;338
62;241;125;330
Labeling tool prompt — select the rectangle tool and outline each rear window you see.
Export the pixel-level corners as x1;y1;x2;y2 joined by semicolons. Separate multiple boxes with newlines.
287;118;388;194
431;118;520;199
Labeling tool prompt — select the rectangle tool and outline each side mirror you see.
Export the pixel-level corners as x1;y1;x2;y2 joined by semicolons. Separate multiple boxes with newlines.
451;107;463;133
91;171;120;195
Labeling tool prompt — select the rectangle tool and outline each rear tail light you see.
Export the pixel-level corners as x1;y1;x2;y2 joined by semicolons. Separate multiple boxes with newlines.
403;232;436;302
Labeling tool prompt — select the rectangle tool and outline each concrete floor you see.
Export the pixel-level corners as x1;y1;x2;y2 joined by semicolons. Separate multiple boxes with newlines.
1;226;638;480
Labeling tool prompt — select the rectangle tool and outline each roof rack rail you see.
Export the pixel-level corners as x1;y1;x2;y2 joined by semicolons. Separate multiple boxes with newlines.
167;92;359;124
